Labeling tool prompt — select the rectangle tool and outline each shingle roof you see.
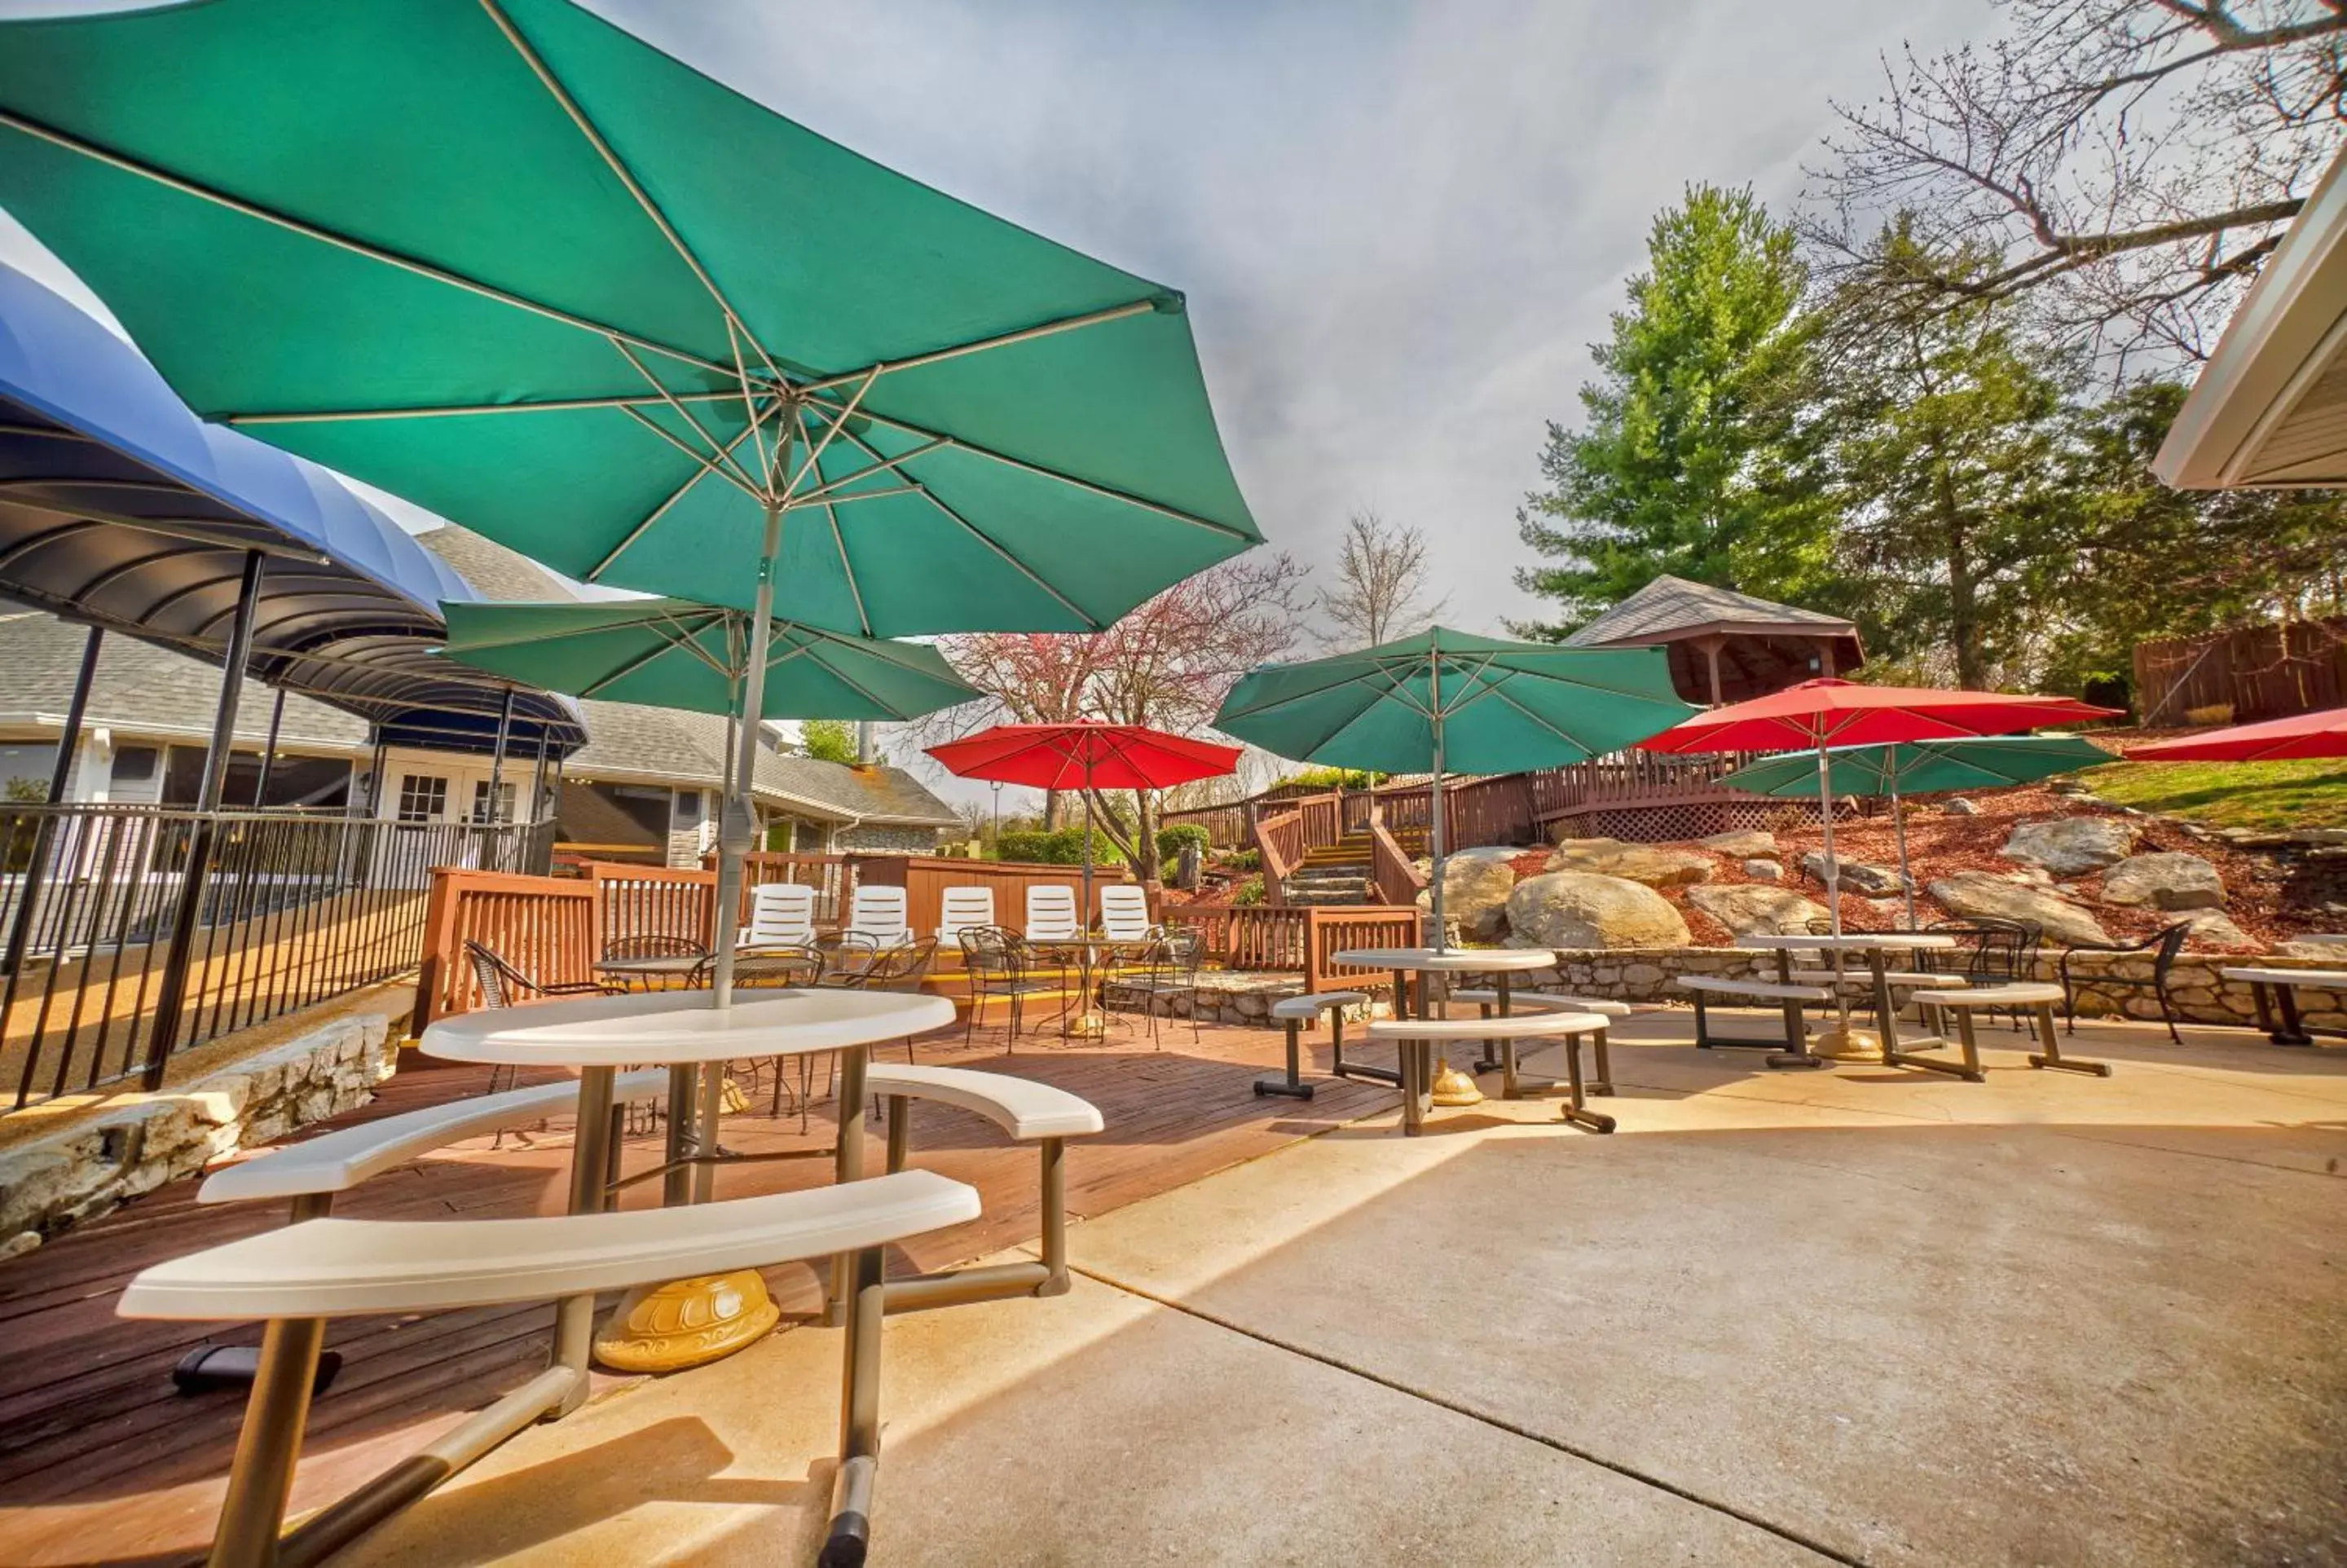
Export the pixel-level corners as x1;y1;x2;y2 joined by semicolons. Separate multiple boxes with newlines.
414;525;575;603
0;610;368;751
1563;575;1856;647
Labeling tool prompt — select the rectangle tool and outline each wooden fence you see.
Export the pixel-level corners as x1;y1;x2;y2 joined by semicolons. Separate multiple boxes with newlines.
1163;902;1419;998
2134;618;2347;726
414;869;599;1028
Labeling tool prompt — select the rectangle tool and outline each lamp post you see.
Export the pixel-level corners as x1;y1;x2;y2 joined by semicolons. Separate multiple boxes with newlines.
990;780;1003;856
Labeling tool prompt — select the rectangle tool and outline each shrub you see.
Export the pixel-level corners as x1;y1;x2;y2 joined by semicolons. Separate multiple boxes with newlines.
2183;703;2235;727
995;827;1127;866
1221;847;1261;871
1156;823;1210;863
1231;874;1266;906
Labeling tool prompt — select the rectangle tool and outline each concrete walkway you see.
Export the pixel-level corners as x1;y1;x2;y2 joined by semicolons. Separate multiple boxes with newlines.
343;1015;2347;1566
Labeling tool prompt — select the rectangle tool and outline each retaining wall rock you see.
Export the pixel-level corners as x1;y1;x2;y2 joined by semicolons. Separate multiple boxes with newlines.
0;1013;394;1244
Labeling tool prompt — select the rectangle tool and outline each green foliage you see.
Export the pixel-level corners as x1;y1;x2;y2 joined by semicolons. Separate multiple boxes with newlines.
1231;874;1267;906
995;827;1127;867
2090;759;2347;832
4;776;49;804
1222;847;1261;872
1515;185;1826;635
1272;765;1378;791
800;719;858;765
1156;822;1210;862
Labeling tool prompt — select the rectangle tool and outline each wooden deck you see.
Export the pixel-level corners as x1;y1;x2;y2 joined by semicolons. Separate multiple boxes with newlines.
0;1011;1397;1568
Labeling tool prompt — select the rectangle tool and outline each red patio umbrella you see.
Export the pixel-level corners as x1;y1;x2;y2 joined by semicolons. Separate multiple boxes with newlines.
1639;680;2120;937
926;721;1242;923
2125;706;2347;763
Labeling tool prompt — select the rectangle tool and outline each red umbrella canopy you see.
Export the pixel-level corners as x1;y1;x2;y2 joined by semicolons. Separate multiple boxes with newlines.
927;721;1241;791
1637;679;2120;754
2125;706;2347;763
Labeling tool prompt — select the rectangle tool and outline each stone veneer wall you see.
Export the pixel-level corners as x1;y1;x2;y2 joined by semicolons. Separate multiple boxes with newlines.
836;823;944;853
1112;948;2343;1034
0;1012;394;1250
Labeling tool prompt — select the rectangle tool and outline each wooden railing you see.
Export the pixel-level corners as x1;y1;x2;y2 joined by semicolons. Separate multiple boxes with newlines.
737;851;853;925
1250;808;1305;905
883;855;1125;937
1164;902;1419;998
1367;815;1427;908
414;867;598;1029
1535;751;1765;817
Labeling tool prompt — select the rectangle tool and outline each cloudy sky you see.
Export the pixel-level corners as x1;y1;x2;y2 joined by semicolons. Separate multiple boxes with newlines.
0;0;1990;799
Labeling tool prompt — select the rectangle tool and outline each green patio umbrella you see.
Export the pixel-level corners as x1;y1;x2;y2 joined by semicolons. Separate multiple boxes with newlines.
0;0;1262;1011
1718;734;2115;927
438;598;981;725
1213;628;1698;949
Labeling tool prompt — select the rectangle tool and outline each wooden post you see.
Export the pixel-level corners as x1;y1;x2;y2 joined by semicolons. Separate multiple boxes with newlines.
412;865;464;1032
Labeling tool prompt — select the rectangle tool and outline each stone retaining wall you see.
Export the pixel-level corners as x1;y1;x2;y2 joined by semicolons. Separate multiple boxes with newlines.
0;1012;395;1250
1116;947;2343;1036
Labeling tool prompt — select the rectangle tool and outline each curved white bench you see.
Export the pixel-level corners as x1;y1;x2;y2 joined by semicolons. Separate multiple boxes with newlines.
1918;983;2107;1079
200;1070;671;1211
1367;1011;1615;1134
1450;988;1626;1104
122;1169;979;1568
1260;990;1370;1100
1675;976;1828;1068
869;1064;1103;1306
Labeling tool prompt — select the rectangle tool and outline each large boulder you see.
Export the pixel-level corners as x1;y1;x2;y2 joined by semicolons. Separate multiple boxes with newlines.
2278;934;2347;962
1547;836;1714;888
2098;852;2226;910
1745;858;1784;883
1506;872;1691;949
2179;911;2257;949
1701;829;1778;857
1799;852;1904;897
2002;817;2138;876
1928;872;2111;948
1686;883;1829;938
1420;849;1521;940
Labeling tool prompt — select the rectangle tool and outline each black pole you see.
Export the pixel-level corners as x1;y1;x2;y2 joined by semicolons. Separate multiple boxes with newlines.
251;685;286;806
366;729;388;817
2;625;102;976
529;729;550;821
486;687;515;817
142;550;265;1090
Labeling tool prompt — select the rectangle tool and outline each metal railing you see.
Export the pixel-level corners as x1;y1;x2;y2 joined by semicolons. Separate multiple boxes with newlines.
1;804;552;1112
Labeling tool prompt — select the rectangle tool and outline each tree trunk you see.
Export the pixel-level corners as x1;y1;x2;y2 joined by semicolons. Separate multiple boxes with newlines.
1134;788;1161;883
1934;460;1985;688
1042;787;1061;831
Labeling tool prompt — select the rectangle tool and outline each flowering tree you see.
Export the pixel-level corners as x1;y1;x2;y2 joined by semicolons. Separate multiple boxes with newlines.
930;552;1310;878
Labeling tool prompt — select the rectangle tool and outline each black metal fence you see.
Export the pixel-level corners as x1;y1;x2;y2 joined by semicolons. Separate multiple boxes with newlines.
0;804;552;1112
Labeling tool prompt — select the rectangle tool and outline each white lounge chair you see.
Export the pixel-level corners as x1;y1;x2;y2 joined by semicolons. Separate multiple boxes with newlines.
1024;883;1080;941
1098;883;1154;944
936;885;996;945
843;884;913;951
738;881;817;949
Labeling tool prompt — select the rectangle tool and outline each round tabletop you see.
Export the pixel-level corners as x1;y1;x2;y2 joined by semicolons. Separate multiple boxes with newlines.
1334;946;1555;971
420;989;955;1068
1737;933;1957;951
592;954;707;976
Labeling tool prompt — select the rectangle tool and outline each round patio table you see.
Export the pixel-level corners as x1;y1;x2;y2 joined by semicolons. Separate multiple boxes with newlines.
1737;933;1959;1074
1330;946;1556;1117
592;953;706;991
1026;934;1152;1039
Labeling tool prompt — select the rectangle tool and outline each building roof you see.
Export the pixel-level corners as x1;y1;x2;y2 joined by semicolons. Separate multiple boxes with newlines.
2154;144;2347;488
0;262;581;755
415;525;576;603
0;610;368;751
1563;575;1858;648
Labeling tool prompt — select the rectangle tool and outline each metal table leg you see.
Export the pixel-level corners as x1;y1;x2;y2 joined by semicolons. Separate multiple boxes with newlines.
2026;1000;2111;1076
1766;947;1824;1069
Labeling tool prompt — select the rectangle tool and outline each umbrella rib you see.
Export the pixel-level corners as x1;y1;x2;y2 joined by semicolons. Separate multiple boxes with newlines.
616;403;765;500
830;425;1105;630
0;108;736;382
575;629;699;697
478;0;792;394
789;443;949;504
781;376;879;500
610;337;764;491
798;297;1162;394
820;498;874;637
586;399;778;580
814;400;1254;544
227;389;744;424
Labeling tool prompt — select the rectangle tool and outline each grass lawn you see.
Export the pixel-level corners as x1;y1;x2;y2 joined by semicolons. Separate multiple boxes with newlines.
2089;757;2347;831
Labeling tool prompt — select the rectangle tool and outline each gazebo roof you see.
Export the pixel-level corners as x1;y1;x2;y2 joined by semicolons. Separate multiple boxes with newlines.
1562;575;1859;649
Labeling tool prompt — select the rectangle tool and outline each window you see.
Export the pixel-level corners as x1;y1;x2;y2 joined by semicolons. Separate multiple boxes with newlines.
672;789;704;826
110;746;158;784
396;774;448;823
469;780;516;824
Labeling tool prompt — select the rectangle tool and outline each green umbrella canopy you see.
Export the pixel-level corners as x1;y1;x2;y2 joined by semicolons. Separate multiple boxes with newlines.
1213;628;1698;774
438;598;980;723
0;0;1260;636
1716;735;2115;798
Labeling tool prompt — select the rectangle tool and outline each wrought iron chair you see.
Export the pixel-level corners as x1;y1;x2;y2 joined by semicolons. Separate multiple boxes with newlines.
1919;918;2041;1027
958;925;1053;1049
1124;925;1204;1048
460;939;618;1117
685;945;827;1121
2059;922;2193;1043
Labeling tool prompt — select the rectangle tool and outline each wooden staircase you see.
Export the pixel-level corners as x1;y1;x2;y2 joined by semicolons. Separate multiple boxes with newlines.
1281;828;1425;905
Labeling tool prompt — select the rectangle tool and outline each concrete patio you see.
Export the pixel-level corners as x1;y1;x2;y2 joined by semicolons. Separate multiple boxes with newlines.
321;1012;2347;1566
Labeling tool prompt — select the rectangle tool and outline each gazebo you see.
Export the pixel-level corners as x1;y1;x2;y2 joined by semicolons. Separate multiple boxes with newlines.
1563;575;1864;707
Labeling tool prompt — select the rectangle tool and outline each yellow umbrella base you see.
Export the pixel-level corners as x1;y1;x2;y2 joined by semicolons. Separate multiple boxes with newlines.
1429;1057;1485;1107
593;1270;780;1373
1811;1026;1883;1063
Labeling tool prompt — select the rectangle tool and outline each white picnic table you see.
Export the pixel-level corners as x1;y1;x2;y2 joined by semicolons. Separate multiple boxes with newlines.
1737;932;1970;1076
2220;967;2347;1046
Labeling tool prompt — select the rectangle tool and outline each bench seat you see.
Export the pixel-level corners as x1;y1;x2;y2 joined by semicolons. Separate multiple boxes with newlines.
1367;1011;1616;1134
127;1169;980;1321
865;1063;1103;1140
1259;992;1370;1102
1791;969;1968;989
1270;990;1369;1020
1450;988;1632;1018
1675;976;1830;1002
1916;983;2067;1009
200;1070;670;1207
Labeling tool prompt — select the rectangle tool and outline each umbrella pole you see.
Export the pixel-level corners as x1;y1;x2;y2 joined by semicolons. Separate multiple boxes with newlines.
1081;753;1095;934
1815;741;1843;942
714;501;783;1015
1889;780;1918;931
1428;658;1447;951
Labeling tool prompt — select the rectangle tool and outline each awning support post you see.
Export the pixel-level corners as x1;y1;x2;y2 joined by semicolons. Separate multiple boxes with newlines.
2;625;102;976
251;686;286;806
142;549;265;1090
